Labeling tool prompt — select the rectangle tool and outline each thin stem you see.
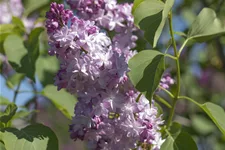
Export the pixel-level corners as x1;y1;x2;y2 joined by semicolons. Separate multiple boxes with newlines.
178;96;201;107
154;95;172;108
166;99;177;127
164;54;177;60
136;93;142;102
159;86;175;99
168;13;178;57
166;12;181;128
30;82;38;124
17;90;42;94
178;39;188;57
13;80;22;103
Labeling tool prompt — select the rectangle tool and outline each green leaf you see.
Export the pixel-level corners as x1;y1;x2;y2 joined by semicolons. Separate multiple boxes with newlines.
3;35;27;69
0;96;11;105
0;24;15;36
191;114;215;135
42;85;77;119
161;122;181;150
128;50;165;100
23;0;49;16
132;0;174;47
0;142;6;150
187;8;225;45
4;28;44;81
0;24;16;54
11;16;25;33
36;55;59;86
3;35;33;80
0;124;58;150
201;102;225;135
161;131;197;150
0;103;17;124
174;132;198;150
161;135;174;150
24;27;44;81
169;122;182;139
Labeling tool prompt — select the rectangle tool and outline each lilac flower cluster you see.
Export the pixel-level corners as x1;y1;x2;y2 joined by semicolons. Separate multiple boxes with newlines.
46;2;167;150
160;74;175;89
66;0;137;55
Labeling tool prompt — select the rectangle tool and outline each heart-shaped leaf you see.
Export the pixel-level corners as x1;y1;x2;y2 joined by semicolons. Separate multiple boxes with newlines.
187;8;225;45
201;102;225;135
4;27;44;81
4;34;27;69
128;50;165;100
132;0;174;47
0;124;58;150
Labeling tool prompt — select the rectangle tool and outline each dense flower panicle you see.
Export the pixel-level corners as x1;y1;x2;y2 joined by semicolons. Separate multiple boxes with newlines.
45;2;170;150
66;0;138;53
45;2;76;34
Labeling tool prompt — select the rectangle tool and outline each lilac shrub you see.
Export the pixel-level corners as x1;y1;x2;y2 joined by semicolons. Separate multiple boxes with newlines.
46;2;174;150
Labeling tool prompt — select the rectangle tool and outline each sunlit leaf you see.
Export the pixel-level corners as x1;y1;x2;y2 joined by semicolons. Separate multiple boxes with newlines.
187;8;225;45
161;135;174;150
128;50;165;100
0;96;11;105
4;28;44;81
201;102;225;135
0;142;6;150
3;34;27;70
0;124;58;150
132;0;174;47
0;103;17;124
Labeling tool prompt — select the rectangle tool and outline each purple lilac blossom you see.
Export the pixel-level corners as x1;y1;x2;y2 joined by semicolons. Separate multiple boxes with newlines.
66;0;137;55
160;74;175;89
46;2;167;150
